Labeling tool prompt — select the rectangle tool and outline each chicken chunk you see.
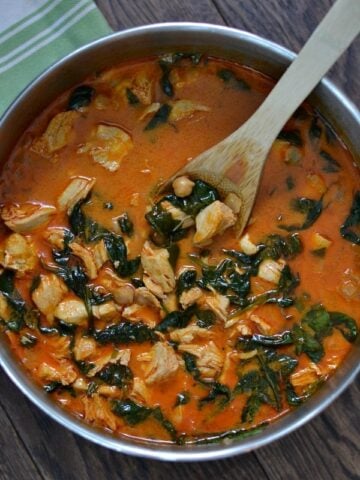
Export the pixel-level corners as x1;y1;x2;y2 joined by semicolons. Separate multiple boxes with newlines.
139;102;161;120
79;124;133;172
130;72;154;105
32;111;78;154
130;377;150;403
170;325;212;343
92;301;120;322
92;239;109;269
87;349;131;377
0;292;11;321
200;291;229;322
43;227;68;249
160;200;194;228
1;203;56;233
239;233;259;255
249;313;271;334
70;242;97;279
57;177;95;214
179;286;203;309
54;298;88;325
37;361;77;385
178;341;223;381
193;200;236;246
290;363;322;387
31;273;68;321
137;342;179;385
141;241;175;298
134;287;161;309
0;233;37;275
99;269;135;305
73;336;97;361
82;394;117;431
169;100;210;122
122;304;158;328
258;258;285;284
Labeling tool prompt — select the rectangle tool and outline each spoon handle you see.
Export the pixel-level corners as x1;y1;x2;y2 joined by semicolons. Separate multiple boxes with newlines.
237;0;360;152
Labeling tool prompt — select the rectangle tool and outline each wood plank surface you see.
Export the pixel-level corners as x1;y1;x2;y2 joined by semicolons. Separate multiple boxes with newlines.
0;1;359;479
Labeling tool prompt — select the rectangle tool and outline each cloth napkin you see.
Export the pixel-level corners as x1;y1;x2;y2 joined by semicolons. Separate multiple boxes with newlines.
0;0;112;116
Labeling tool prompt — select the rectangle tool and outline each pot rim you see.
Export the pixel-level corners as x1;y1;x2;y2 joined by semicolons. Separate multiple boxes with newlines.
0;22;359;462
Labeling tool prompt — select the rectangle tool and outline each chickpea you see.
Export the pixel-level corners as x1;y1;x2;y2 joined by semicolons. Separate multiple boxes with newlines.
172;176;195;197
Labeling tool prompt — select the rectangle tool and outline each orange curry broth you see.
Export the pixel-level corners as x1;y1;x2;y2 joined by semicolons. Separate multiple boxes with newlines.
0;55;359;443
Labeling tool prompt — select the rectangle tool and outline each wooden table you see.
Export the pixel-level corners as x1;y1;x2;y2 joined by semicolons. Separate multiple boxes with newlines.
0;1;359;479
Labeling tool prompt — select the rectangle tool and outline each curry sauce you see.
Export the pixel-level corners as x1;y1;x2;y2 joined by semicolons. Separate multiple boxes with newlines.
0;54;359;444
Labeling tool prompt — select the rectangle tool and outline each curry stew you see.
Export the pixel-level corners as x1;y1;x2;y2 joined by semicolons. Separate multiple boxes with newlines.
0;54;359;444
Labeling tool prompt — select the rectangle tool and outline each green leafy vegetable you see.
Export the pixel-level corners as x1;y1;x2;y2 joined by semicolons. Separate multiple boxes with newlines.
126;88;140;105
94;321;158;345
195;309;216;328
97;363;133;388
217;68;250;90
329;312;358;342
20;333;38;348
144;104;172;130
104;234;140;277
175;391;190;406
280;197;322;231
199;382;231;407
118;213;134;237
320;150;341;173
277;129;303;147
340;191;360;245
176;269;197;295
156;306;196;333
67;85;95;110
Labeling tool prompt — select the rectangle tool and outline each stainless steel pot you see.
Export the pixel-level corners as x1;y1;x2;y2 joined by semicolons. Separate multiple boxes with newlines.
0;23;359;462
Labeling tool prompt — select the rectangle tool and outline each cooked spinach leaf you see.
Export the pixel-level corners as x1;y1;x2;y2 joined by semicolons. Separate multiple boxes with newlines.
320;150;341;173
184;424;266;445
104;234;140;277
126;88;140;105
97;363;133;388
217;68;250;90
67;85;95;110
329;311;358;342
280;197;322;231
199;382;231;407
20;333;38;348
159;61;174;97
93;321;158;345
118;213;134;237
176;269;197;295
340;191;360;245
175;391;190;406
144;104;172;130
277;129;302;147
195;309;216;328
156;306;196;333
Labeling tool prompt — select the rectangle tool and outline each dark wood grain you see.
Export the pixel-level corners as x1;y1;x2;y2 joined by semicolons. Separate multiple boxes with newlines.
1;1;359;479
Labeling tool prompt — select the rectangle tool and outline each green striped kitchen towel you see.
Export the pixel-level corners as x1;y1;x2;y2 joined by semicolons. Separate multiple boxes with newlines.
0;0;112;117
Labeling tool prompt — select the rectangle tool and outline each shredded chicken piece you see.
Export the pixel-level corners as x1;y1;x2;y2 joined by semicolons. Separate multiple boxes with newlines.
0;292;11;321
179;287;203;309
310;232;332;250
32;111;78;154
57;177;96;214
258;258;285;284
170;325;212;343
224;192;242;214
92;239;109;269
79;124;133;172
70;242;98;280
82;394;117;431
248;313;272;334
122;304;157;328
1;203;56;233
92;301;120;322
239;233;259;255
87;349;131;377
169;99;210;121
141;241;175;298
48;336;71;360
137;342;179;385
131;73;153;105
178;341;223;381
130;377;150;403
43;227;67;249
134;287;161;309
200;290;229;322
162;292;178;313
139;102;161;120
161;200;194;228
37;361;77;385
0;233;37;276
193;200;236;246
99;269;135;305
31;273;68;321
73;336;97;361
290;363;322;387
54;298;88;325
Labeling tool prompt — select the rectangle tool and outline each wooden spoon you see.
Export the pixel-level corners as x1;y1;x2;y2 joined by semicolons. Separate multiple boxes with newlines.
166;0;360;235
